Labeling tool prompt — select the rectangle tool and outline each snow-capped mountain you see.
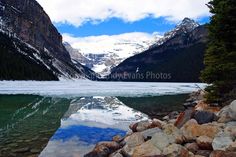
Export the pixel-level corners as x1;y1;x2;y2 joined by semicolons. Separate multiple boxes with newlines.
150;18;200;48
64;33;162;77
64;18;199;77
108;18;208;82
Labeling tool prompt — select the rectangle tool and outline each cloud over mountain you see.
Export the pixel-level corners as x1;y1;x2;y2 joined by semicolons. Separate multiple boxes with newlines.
63;32;160;56
37;0;210;27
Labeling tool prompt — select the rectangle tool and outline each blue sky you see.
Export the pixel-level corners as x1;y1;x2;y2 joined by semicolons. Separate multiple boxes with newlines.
55;16;210;37
37;0;211;37
36;0;211;53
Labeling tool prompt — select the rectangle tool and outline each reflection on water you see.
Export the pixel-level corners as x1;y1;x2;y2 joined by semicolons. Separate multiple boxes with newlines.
40;97;148;157
0;94;187;157
118;94;188;118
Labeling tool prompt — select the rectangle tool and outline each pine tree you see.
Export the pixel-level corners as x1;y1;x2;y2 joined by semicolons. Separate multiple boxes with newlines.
201;0;236;104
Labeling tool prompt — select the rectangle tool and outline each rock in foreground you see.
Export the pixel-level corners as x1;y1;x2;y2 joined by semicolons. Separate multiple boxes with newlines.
85;99;236;157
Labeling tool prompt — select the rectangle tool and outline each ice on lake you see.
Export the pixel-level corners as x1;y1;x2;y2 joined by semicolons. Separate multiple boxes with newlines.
0;80;207;97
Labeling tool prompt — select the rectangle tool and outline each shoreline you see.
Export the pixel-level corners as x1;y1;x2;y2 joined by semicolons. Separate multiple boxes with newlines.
85;91;236;157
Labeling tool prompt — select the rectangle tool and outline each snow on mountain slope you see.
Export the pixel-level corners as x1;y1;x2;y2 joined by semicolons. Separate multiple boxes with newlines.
64;32;162;76
150;18;200;48
64;18;199;77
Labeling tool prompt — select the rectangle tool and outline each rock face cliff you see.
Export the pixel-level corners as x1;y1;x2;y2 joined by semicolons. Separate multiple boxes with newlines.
1;0;69;60
0;0;97;80
107;19;208;82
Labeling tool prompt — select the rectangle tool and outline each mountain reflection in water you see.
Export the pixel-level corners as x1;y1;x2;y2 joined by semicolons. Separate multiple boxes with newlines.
0;94;187;157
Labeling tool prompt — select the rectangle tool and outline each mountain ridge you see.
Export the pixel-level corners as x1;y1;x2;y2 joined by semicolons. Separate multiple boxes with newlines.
0;0;97;80
64;33;162;77
105;19;208;82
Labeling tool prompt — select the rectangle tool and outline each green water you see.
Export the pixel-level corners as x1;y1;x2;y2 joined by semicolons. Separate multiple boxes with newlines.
118;94;188;118
0;95;70;157
0;94;188;157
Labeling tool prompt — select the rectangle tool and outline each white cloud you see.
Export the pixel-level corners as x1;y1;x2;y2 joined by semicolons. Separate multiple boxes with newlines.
63;32;161;57
37;0;210;27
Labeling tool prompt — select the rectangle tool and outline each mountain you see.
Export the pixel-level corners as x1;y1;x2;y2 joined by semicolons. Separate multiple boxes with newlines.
0;0;97;80
106;18;208;82
64;33;161;77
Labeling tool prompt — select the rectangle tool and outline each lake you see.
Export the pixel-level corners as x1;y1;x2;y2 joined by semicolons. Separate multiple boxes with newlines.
0;81;206;157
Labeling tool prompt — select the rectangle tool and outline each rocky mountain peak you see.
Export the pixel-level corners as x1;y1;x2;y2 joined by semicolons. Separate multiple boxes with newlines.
151;18;200;47
164;18;200;37
176;17;200;32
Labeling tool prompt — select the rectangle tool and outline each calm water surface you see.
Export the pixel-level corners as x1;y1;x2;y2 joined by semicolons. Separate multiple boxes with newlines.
0;81;203;157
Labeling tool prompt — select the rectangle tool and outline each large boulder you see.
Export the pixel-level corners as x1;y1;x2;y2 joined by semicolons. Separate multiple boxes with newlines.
181;119;220;141
84;141;120;157
224;121;236;138
218;100;236;123
124;132;144;147
193;111;217;124
140;127;161;140
174;109;195;128
152;118;166;128
150;132;175;151
121;132;144;156
163;124;185;144
212;132;234;151
129;120;162;132
196;136;213;150
162;144;190;157
132;140;162;157
194;101;220;113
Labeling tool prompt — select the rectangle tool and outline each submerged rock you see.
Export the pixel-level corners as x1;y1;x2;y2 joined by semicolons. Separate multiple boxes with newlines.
12;147;30;153
30;148;41;154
